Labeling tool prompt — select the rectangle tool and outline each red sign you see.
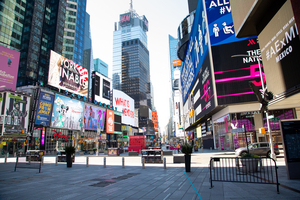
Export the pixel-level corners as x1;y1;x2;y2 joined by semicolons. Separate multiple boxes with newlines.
106;109;114;133
53;130;69;141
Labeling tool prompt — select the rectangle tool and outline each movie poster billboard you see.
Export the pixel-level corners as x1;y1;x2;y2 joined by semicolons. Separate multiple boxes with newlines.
0;45;20;91
48;50;89;97
83;104;106;131
51;94;84;130
34;92;54;126
112;89;134;126
0;92;30;136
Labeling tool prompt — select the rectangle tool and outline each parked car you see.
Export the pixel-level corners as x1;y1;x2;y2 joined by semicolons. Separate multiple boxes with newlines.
235;142;280;157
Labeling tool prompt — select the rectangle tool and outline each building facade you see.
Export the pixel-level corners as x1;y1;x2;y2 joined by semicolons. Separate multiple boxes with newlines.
94;58;108;77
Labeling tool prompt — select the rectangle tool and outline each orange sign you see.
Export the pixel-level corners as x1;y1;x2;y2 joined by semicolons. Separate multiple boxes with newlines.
152;111;158;131
172;59;181;67
106;109;115;133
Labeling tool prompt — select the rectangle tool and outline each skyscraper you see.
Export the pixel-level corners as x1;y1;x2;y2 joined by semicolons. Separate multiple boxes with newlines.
112;3;150;110
94;58;108;77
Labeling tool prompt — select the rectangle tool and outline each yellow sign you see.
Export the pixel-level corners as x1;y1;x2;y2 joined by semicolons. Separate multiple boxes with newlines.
259;127;268;134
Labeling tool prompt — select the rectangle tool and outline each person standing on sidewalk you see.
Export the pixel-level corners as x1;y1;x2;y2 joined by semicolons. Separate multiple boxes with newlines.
177;143;180;153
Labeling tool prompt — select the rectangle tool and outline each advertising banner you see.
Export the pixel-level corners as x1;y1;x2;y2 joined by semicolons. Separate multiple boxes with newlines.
258;0;300;95
34;92;54;126
0;92;30;135
212;39;263;105
51;94;84;130
113;89;135;126
83;104;106;131
92;72;111;105
48;50;89;97
152;111;158;132
120;12;131;26
0;45;20;91
181;0;209;103
106;109;114;133
205;0;255;46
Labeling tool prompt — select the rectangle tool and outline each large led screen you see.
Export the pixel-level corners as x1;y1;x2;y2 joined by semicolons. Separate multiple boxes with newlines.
181;0;209;103
34;92;54;126
212;39;264;105
48;50;89;97
112;89;134;126
51;94;84;130
83;104;106;131
0;46;20;91
0;92;30;136
92;72;111;105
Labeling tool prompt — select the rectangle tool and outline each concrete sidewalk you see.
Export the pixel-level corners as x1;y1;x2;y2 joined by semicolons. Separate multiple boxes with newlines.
0;151;300;200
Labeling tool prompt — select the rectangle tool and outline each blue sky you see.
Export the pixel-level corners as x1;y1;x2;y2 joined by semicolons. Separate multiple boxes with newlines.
86;0;189;132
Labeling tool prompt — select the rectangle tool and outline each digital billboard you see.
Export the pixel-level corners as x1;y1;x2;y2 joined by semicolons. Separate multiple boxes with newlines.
112;89;134;126
205;0;255;46
212;39;263;105
120;12;131;26
34;92;54;126
181;0;209;103
0;45;20;91
48;50;89;97
51;94;84;130
92;72;111;105
106;109;114;134
83;104;106;131
0;92;30;136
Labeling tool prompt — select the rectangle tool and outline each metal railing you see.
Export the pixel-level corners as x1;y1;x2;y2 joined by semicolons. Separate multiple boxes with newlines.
209;157;280;193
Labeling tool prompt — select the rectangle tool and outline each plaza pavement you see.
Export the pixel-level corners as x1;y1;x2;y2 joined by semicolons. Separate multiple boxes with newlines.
0;149;300;200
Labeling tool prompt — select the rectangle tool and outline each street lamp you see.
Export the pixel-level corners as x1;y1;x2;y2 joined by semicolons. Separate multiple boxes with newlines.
231;54;276;160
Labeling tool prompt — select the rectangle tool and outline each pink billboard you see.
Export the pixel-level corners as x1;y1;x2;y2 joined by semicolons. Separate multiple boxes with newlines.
0;45;20;91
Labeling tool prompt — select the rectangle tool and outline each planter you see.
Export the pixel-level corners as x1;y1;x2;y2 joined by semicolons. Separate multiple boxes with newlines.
184;154;191;172
241;158;259;173
66;154;72;168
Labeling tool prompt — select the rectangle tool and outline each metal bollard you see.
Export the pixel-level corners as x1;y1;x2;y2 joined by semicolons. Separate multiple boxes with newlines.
86;156;89;167
29;155;31;165
42;156;44;165
164;157;166;169
142;157;145;169
14;152;16;157
210;147;212;152
5;154;7;164
103;157;106;168
16;156;19;164
7;152;9;158
202;147;203;153
56;155;58;166
122;157;125;168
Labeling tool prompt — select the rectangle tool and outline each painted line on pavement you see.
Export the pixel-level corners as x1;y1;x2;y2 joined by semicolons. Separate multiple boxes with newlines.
184;170;203;200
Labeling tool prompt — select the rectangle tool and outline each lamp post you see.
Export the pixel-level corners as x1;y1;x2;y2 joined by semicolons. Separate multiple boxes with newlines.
231;54;276;160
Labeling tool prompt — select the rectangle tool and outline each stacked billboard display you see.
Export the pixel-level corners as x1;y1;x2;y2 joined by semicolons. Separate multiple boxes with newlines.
48;50;89;97
0;45;20;91
112;89;134;126
0;92;30;136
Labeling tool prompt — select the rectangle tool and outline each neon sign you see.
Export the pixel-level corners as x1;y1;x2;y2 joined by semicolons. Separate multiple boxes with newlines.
53;130;69;141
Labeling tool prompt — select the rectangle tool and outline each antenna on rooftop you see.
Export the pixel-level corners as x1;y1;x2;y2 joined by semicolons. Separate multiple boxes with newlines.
130;0;133;10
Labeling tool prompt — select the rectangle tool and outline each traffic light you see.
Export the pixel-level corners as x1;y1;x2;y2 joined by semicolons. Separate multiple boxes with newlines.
249;81;273;113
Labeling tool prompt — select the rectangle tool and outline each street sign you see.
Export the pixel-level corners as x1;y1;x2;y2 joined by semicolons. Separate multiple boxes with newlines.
231;128;245;133
268;115;274;119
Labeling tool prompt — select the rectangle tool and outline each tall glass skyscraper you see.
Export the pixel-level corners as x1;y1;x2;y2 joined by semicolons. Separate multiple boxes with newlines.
112;5;150;110
94;58;108;77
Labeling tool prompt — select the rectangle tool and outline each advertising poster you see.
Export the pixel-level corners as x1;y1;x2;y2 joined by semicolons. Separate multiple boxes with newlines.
51;94;84;130
0;45;20;91
0;92;30;135
34;92;54;126
48;50;89;97
205;0;255;46
212;39;263;105
106;109;114;133
181;0;209;103
83;104;106;131
112;89;134;126
92;72;111;105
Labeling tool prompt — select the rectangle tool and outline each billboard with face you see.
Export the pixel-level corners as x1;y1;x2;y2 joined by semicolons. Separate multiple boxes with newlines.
34;92;55;126
83;104;106;131
0;46;20;91
48;50;89;97
0;92;30;136
51;94;84;130
112;89;134;126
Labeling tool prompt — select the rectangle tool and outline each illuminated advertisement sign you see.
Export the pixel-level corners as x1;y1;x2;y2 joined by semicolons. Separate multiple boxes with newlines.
0;45;20;91
48;50;89;97
181;1;209;103
83;104;106;131
120;12;131;26
213;39;263;105
34;92;54;126
152;111;158;132
143;16;149;31
51;94;84;130
106;109;114;133
258;0;300;95
205;0;255;46
92;72;111;105
0;92;30;136
172;59;182;67
112;89;134;126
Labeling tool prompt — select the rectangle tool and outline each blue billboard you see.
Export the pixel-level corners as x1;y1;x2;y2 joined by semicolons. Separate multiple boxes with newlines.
181;0;209;103
205;0;255;46
34;92;54;126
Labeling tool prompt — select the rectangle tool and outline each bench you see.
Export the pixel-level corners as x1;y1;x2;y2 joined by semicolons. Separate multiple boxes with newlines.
128;151;139;156
15;156;42;173
173;155;185;163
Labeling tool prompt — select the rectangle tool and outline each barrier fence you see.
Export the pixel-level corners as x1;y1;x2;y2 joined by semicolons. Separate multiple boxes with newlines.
209;157;280;193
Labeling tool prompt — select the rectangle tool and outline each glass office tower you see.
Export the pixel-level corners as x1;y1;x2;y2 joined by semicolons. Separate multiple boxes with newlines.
112;7;150;110
94;58;108;78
